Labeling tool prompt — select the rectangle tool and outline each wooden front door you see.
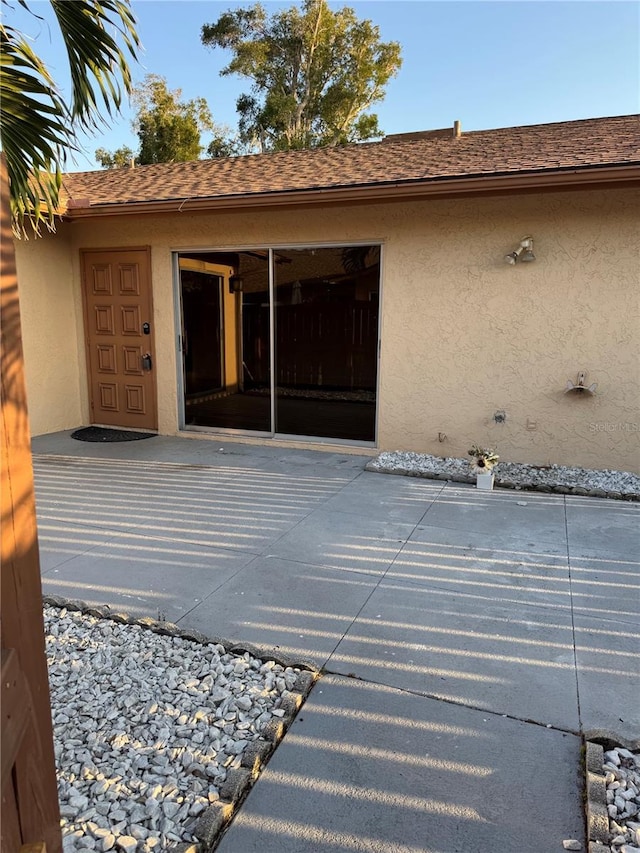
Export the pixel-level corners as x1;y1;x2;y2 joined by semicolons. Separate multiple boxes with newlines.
82;248;157;430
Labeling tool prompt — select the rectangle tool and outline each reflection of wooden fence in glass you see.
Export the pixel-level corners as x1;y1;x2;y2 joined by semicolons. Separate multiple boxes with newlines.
244;302;378;391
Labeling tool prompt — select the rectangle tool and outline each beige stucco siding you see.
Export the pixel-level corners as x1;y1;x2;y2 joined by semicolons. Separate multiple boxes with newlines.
14;224;84;435
377;188;639;471
14;186;639;471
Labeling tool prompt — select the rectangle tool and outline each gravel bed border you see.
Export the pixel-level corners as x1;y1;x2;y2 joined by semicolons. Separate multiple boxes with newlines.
43;595;320;675
586;742;612;853
585;741;640;853
44;595;320;852
365;452;640;501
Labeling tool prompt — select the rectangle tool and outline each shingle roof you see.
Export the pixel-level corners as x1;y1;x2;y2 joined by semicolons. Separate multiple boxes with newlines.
62;115;640;211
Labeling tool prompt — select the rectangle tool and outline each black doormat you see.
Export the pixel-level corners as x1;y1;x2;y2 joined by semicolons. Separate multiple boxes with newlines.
70;427;157;443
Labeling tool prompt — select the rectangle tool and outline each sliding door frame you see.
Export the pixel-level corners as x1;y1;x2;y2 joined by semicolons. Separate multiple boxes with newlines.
173;241;384;446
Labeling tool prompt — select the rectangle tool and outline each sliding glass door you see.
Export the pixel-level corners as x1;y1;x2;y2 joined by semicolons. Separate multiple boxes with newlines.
177;245;380;443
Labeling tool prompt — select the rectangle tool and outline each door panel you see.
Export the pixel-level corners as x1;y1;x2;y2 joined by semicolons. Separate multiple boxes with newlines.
82;249;157;430
179;255;271;432
181;271;224;397
274;246;379;441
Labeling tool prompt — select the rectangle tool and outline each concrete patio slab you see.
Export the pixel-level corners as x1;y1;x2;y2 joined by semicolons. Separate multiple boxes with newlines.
569;555;640;626
328;581;580;731
41;533;255;622
37;520;128;572
573;614;640;743
565;495;640;559
34;454;353;554
387;536;571;611
407;516;570;559
178;555;378;665
319;470;444;522
31;430;372;475
217;673;585;853
30;437;639;851
414;487;570;551
265;508;415;575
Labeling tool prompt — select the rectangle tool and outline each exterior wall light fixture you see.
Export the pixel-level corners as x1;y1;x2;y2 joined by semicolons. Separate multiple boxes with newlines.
505;236;535;265
229;275;244;293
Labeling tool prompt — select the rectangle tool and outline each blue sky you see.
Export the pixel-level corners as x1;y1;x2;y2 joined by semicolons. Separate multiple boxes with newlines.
7;0;640;170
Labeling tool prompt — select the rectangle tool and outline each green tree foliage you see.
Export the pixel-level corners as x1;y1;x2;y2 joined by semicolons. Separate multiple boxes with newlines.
133;74;213;165
206;130;247;159
201;0;402;152
95;145;135;168
96;74;235;166
1;0;139;233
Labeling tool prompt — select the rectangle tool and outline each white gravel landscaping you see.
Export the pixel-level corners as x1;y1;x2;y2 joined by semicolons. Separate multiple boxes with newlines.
45;606;303;852
366;451;640;499
604;747;640;852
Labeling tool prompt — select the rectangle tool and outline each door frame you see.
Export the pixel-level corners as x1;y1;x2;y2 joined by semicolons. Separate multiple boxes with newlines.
80;246;158;431
177;257;233;412
172;240;384;446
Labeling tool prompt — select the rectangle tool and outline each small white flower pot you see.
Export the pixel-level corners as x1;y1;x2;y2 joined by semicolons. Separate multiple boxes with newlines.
476;471;495;490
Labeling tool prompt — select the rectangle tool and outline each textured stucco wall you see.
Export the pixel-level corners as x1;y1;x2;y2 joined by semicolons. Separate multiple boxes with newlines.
15;187;640;471
376;189;639;472
14;224;85;435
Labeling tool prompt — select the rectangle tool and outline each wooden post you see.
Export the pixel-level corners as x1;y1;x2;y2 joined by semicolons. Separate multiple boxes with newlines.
1;155;62;852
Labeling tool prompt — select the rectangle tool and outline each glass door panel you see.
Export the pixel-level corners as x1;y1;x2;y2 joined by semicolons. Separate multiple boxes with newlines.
273;246;379;441
179;253;271;432
181;270;223;399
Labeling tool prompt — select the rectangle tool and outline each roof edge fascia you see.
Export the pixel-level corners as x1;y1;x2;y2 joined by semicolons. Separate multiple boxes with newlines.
62;164;640;220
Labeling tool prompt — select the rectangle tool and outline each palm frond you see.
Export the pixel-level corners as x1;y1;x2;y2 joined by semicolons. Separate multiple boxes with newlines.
0;23;69;235
0;1;139;235
50;0;139;128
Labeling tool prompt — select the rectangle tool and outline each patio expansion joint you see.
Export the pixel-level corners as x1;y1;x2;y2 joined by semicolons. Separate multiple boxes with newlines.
175;552;266;624
564;495;585;737
321;668;582;738
319;503;437;669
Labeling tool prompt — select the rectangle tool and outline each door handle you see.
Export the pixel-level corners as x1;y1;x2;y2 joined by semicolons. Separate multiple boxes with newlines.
142;352;153;371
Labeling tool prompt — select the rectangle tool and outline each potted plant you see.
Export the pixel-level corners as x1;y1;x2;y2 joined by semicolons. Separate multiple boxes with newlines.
468;445;499;490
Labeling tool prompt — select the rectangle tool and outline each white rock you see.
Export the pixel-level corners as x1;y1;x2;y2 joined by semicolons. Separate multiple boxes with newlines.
115;837;137;853
209;687;231;703
130;824;148;840
162;801;180;819
618;749;637;760
562;842;582;851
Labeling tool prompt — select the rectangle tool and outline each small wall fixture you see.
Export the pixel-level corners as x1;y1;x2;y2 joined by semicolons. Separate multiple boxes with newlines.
565;371;597;396
229;275;244;294
505;236;535;265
